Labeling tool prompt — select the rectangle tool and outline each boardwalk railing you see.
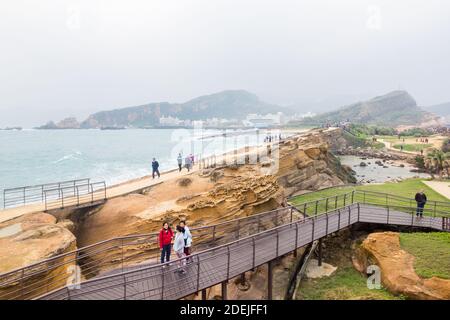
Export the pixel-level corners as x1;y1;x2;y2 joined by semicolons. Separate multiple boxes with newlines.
1;190;449;300
0;205;302;300
37;202;447;301
290;188;450;217
43;181;107;211
3;179;91;209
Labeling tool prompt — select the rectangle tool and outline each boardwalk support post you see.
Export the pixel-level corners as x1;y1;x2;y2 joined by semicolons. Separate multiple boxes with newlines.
268;260;274;300
221;281;228;300
201;289;207;300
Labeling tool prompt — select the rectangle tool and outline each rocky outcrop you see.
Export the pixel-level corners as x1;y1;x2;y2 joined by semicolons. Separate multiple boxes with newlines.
353;232;450;300
276;130;356;196
0;212;76;299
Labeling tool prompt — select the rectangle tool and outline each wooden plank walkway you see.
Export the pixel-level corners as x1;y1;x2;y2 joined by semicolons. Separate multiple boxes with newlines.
38;203;446;300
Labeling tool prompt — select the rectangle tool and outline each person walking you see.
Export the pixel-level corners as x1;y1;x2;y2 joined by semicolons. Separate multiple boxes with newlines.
190;154;195;166
415;190;427;218
180;220;192;262
185;155;192;172
177;153;183;172
159;222;173;264
173;225;186;274
152;158;160;179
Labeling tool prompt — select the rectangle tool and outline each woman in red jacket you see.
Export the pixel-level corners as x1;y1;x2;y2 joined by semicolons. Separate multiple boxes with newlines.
159;222;173;264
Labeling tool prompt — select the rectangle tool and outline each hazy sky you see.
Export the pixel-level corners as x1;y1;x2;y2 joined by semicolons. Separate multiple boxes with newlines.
1;0;449;127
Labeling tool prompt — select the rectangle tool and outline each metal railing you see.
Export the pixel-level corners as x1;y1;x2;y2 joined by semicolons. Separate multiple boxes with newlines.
289;188;450;218
1;189;449;300
3;179;91;209
0;205;301;300
43;181;107;211
37;202;446;300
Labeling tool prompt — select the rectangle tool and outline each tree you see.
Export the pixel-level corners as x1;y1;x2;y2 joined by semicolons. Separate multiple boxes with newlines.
425;149;450;179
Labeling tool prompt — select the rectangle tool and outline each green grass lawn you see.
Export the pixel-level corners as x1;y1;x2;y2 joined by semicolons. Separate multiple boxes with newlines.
297;266;402;300
399;232;450;279
393;144;432;152
289;179;450;216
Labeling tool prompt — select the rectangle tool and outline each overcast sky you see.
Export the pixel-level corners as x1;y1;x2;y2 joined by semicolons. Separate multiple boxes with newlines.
1;0;449;127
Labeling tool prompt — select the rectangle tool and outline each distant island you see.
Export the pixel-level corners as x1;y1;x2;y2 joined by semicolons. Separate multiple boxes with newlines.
34;89;446;130
35;90;295;130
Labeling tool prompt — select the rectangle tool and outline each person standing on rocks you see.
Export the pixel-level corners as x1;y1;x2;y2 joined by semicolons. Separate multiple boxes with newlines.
415;190;427;218
159;222;173;264
177;153;183;172
180;220;192;262
173;225;186;274
152;157;160;179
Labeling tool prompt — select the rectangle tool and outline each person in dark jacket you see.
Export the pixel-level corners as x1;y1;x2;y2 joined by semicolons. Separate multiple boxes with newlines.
415;190;427;217
159;222;173;263
152;158;160;179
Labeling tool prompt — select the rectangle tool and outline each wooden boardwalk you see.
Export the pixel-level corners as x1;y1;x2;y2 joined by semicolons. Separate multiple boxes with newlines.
38;203;447;300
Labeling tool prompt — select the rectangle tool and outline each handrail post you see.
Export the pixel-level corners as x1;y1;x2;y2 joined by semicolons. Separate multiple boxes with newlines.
343;194;347;207
303;203;307;217
76;186;80;206
61;188;64;209
252;237;256;269
351;190;355;204
325;198;329;213
315;201;318;216
348;206;351;225
335;195;338;209
91;184;94;203
161;267;165;300
196;255;201;292
294;222;299;251
325;212;329;235
357;203;360;222
387;206;390;224
290;207;293;223
226;246;231;280
123;275;127;300
276;229;279;257
311;218;315;241
338;209;341;229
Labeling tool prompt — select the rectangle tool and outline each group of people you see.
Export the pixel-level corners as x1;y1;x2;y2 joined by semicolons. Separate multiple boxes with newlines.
264;134;282;143
159;220;192;274
416;138;430;143
177;153;195;172
151;153;195;179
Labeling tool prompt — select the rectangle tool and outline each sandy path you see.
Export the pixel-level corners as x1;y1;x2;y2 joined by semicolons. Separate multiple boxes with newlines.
422;181;450;200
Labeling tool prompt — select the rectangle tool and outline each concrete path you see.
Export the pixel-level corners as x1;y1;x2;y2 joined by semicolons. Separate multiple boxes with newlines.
422;181;450;200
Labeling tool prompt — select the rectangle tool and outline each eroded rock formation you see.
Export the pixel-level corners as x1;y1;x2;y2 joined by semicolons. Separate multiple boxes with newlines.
353;232;450;300
0;212;76;299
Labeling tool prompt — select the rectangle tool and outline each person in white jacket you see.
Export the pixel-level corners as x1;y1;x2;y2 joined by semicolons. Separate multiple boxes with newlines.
173;225;186;274
180;221;192;262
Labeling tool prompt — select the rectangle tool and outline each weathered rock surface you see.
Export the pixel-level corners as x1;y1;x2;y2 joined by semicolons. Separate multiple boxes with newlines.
353;232;450;300
0;212;76;299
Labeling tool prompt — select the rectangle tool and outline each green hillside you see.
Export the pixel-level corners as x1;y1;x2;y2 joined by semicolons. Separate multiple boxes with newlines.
300;91;437;127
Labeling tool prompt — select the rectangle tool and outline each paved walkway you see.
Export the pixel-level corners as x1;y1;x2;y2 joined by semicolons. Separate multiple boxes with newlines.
423;181;450;200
